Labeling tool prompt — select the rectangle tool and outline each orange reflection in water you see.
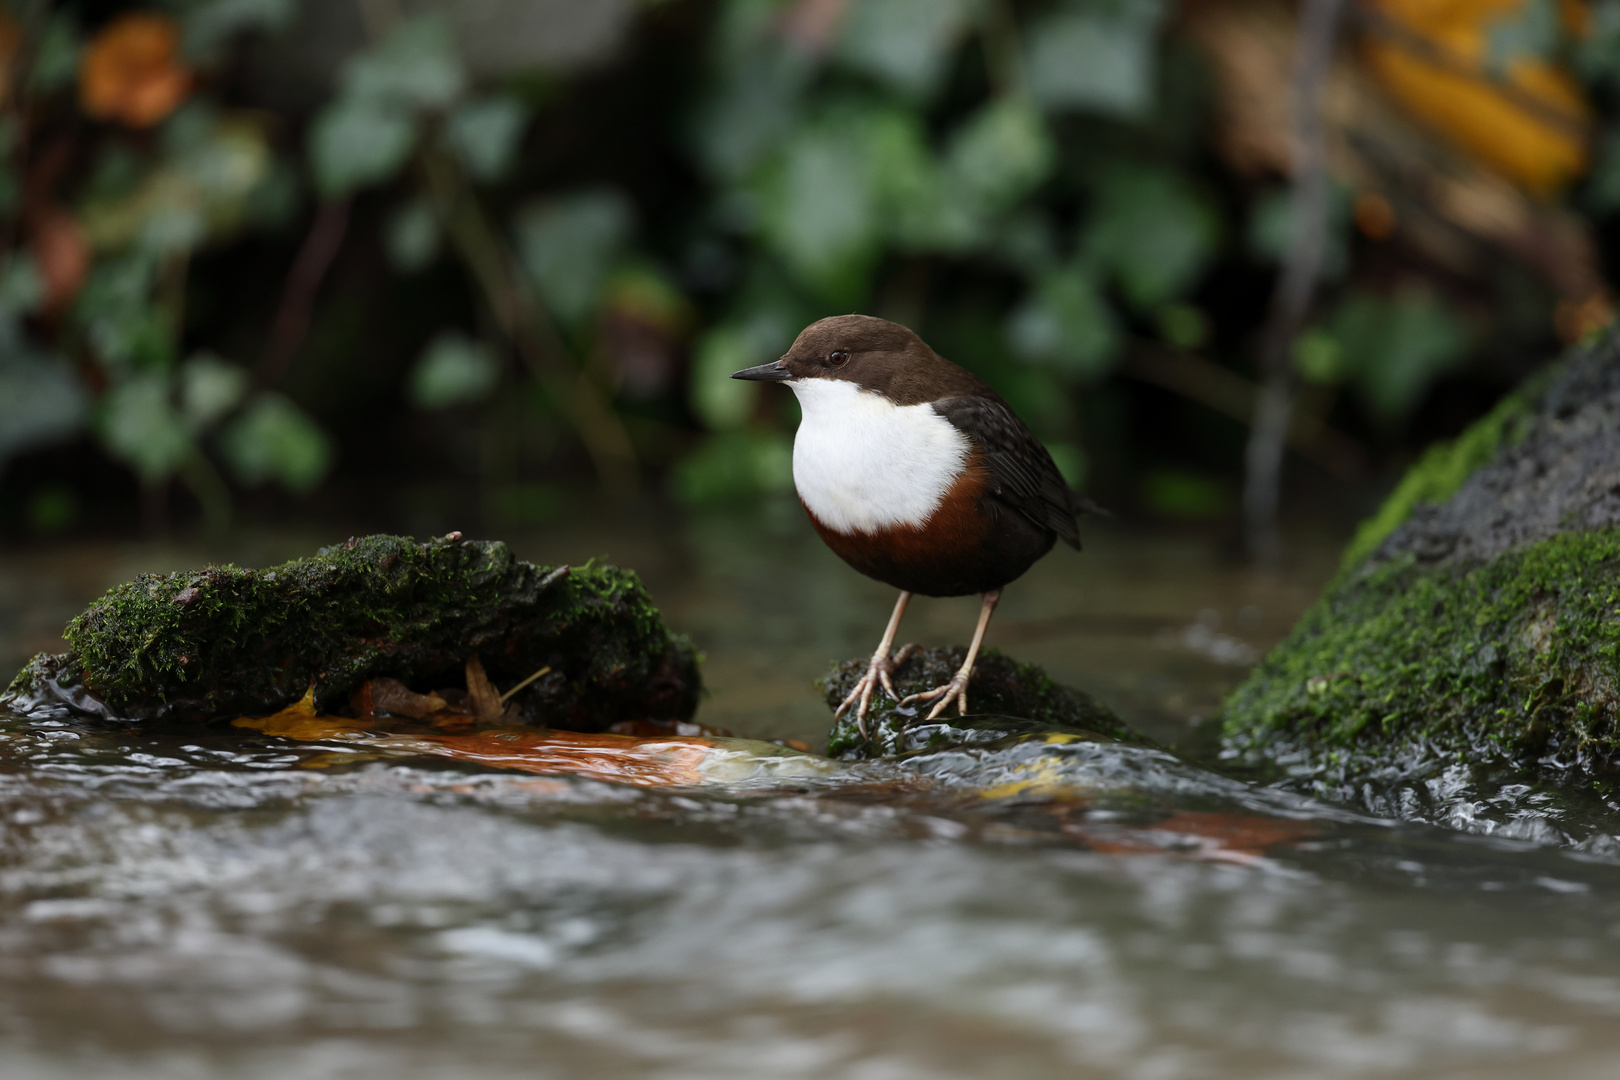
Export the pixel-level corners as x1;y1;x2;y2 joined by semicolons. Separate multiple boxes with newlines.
233;689;721;787
412;729;715;787
1072;810;1317;864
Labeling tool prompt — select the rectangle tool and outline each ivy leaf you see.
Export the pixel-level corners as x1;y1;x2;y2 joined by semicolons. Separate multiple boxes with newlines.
28;13;81;94
0;337;89;468
1027;0;1165;117
690;51;813;182
179;352;249;431
757;124;878;296
1321;289;1471;423
945;97;1055;215
185;0;296;63
1083;162;1220;310
0;252;45;319
219;393;333;494
341;15;465;111
1006;265;1121;379
690;322;773;431
671;428;794;503
409;331;501;409
514;189;635;323
755;107;948;295
99;373;194;484
308;98;416;199
836;0;979;97
445;95;528;182
385;197;442;272
74;255;174;374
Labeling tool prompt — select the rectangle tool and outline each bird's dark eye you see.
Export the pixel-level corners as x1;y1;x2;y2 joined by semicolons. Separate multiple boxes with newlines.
828;350;850;368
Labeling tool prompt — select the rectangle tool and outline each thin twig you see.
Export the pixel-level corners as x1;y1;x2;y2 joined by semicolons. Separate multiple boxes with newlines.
1242;0;1347;562
419;151;639;492
257;198;352;386
1124;347;1366;479
178;450;233;535
499;665;552;704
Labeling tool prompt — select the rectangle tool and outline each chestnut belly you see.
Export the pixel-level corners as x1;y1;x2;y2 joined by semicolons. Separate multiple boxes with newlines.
804;493;1056;597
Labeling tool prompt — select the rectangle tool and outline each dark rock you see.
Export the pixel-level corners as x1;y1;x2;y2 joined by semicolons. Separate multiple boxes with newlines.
1222;333;1620;825
2;534;701;729
820;646;1140;759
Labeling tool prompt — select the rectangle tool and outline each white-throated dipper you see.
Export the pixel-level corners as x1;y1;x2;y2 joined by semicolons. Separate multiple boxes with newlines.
731;314;1080;734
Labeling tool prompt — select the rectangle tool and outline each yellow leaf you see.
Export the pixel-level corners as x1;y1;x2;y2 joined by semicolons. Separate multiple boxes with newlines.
1365;0;1589;194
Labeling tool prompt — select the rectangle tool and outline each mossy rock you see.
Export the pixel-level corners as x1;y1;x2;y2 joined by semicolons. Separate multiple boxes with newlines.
1223;333;1620;801
820;646;1139;759
2;534;701;728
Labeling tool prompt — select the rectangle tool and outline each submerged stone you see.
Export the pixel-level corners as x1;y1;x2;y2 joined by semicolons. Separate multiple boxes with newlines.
820;646;1140;759
1222;333;1620;817
2;534;701;728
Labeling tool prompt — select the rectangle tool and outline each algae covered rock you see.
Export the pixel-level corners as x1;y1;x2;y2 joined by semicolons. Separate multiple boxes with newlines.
821;646;1138;759
1223;334;1620;808
3;534;700;728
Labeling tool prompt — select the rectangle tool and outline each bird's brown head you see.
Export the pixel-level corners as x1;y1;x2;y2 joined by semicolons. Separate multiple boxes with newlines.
729;314;985;405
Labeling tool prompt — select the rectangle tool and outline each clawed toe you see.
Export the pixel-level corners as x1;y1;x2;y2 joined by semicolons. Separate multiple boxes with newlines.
898;673;970;721
837;644;920;737
878;642;918;700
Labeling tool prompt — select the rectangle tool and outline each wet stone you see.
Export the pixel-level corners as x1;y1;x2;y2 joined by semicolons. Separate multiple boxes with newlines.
1222;331;1620;830
1;533;700;730
820;646;1142;759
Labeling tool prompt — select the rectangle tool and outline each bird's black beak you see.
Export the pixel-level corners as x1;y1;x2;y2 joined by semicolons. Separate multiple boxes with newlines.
730;361;792;382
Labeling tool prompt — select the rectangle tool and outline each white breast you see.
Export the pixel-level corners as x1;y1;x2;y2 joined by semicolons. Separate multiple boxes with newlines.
788;378;972;534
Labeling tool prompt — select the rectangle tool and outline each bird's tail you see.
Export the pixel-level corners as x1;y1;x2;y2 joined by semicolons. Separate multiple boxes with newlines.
1071;490;1113;520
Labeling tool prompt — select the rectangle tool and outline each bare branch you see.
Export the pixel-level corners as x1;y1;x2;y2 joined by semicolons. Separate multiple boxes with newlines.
257;198;351;387
1242;0;1347;562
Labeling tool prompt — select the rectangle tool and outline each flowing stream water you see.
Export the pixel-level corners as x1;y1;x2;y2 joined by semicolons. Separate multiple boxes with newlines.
4;506;1620;1080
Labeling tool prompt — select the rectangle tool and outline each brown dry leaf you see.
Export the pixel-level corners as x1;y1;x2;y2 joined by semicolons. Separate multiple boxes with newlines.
361;677;448;719
80;14;193;128
464;655;505;721
29;207;90;314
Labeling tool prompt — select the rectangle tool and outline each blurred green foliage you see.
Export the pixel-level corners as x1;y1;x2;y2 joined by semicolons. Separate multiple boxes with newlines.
0;0;1615;533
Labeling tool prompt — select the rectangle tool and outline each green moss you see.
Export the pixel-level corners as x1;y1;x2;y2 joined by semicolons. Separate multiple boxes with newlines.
1224;528;1620;779
820;646;1140;759
1338;380;1544;571
6;534;701;727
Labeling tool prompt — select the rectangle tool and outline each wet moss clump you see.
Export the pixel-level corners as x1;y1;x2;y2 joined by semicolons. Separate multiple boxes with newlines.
1224;530;1620;779
1223;333;1620;800
3;534;700;728
821;646;1139;759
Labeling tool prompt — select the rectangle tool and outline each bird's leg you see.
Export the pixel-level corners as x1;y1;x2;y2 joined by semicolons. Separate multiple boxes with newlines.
835;591;916;737
899;589;1001;721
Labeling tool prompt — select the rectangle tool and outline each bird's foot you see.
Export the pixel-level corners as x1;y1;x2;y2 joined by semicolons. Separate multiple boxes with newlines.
835;643;920;737
898;668;972;722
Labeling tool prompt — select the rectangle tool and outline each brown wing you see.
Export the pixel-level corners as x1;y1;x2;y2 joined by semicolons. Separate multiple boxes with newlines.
932;394;1081;550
